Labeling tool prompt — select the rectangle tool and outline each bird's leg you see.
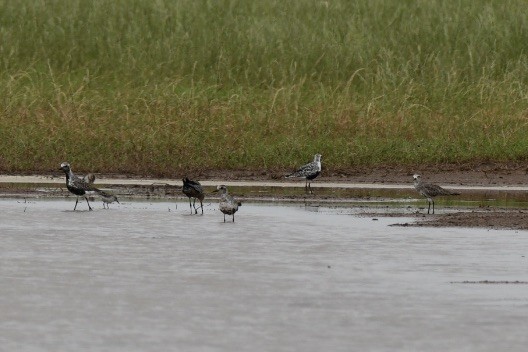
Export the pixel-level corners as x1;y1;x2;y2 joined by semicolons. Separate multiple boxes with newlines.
432;199;435;214
74;197;79;211
427;199;431;214
223;213;226;223
199;200;203;214
188;198;192;214
85;196;93;211
193;198;198;214
232;214;235;222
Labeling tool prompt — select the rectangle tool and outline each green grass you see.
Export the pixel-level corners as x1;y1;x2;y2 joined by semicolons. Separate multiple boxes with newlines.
1;0;528;175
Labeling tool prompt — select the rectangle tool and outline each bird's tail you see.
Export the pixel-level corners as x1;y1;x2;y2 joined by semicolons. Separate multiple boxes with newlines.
237;202;242;206
89;187;105;195
285;172;300;178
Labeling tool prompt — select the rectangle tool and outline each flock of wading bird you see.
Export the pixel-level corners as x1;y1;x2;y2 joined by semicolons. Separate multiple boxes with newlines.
59;154;459;221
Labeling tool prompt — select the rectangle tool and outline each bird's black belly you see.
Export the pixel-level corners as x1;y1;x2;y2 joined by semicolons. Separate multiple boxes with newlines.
67;184;85;196
306;171;320;181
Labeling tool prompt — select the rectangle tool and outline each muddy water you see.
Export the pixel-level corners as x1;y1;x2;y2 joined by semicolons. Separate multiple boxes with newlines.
1;199;528;351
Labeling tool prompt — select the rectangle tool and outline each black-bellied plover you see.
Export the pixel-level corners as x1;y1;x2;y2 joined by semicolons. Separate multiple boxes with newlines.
413;174;460;214
100;191;120;209
214;185;241;222
286;154;322;193
59;162;102;211
182;178;204;214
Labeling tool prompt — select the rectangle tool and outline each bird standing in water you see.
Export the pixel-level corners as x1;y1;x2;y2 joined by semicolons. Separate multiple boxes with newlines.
59;162;103;211
182;178;205;214
214;185;241;222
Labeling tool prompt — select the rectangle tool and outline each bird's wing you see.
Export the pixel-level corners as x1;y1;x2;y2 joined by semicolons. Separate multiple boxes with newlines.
71;176;101;193
288;161;317;177
425;183;453;197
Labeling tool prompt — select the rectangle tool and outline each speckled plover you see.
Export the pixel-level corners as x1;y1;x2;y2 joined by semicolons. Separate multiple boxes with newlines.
59;162;102;211
214;185;241;222
100;191;120;209
413;174;460;214
286;154;322;193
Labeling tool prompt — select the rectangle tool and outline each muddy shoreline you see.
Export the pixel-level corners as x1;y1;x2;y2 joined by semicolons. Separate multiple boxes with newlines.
2;162;528;231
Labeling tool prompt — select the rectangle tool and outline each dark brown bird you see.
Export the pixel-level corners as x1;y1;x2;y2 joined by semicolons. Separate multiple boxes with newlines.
182;178;204;214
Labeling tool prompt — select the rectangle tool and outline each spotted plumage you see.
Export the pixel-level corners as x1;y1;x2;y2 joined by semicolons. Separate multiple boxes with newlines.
413;174;460;214
214;185;241;222
59;162;103;211
182;178;204;214
286;154;322;193
100;191;120;209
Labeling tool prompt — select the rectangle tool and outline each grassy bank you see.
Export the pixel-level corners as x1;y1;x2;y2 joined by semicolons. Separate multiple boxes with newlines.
1;0;528;175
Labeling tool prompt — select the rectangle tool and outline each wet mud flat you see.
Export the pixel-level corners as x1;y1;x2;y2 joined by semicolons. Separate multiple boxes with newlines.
385;209;528;230
4;176;528;231
1;199;528;351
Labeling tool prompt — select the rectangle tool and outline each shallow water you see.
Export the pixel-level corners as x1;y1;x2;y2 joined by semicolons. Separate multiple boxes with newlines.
1;199;528;351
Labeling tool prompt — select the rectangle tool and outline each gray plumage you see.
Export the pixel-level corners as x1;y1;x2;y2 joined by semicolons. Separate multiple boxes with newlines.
100;191;120;209
83;173;96;184
286;154;322;193
59;162;103;211
413;174;460;214
214;185;241;222
182;178;204;214
81;172;119;209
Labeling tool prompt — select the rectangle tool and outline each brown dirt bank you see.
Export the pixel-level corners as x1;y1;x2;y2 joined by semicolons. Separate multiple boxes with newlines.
8;161;528;186
4;161;528;231
161;161;528;186
386;210;528;231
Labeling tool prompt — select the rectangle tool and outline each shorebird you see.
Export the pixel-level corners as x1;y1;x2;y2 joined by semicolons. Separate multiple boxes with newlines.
286;154;322;193
182;178;205;214
59;162;102;211
100;191;120;209
83;173;96;184
413;174;460;214
214;185;241;222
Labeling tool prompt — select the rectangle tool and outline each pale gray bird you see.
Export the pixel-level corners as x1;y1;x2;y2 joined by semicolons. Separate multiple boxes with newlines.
100;191;120;209
413;174;460;214
286;154;322;193
214;185;241;222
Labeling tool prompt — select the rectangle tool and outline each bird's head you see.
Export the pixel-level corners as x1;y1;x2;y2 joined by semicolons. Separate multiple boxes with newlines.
59;162;71;173
213;185;228;194
413;174;421;181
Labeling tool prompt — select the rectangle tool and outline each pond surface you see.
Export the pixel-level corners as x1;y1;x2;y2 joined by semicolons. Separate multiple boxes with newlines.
1;199;528;351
